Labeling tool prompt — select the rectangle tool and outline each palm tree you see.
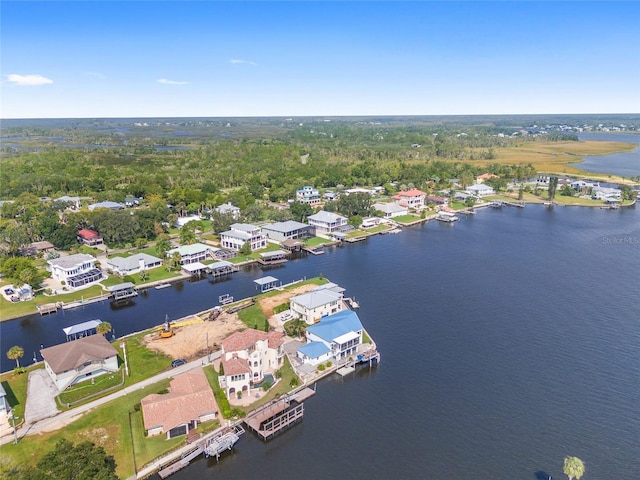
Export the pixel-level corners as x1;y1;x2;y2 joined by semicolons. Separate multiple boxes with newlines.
96;322;112;337
563;456;585;480
7;346;24;368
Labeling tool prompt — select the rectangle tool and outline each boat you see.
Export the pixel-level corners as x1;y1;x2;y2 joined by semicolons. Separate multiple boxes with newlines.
155;282;171;290
436;212;459;223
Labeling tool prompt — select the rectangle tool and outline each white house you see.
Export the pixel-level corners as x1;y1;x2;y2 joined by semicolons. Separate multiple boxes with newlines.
106;253;163;275
219;328;285;398
141;368;218;439
290;283;345;324
40;335;119;391
307;210;348;235
47;253;102;288
167;243;217;264
297;310;364;365
220;223;267;251
215;202;241;219
592;186;622;201
392;189;426;210
296;186;321;205
372;202;408;218
54;195;81;209
466;184;496;197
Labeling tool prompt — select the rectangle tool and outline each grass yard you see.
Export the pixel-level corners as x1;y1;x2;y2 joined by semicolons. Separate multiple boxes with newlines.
0;285;106;322
0;364;43;424
394;214;422;224
0;379;178;479
304;236;330;247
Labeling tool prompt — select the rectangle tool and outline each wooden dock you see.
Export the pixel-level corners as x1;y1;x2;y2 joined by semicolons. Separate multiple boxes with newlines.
38;302;61;315
226;297;256;314
303;247;325;255
244;387;315;441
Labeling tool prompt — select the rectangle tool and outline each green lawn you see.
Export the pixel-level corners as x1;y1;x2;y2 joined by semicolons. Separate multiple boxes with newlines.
304;236;330;247
393;214;422;224
0;379;178;479
0;364;42;424
0;285;106;322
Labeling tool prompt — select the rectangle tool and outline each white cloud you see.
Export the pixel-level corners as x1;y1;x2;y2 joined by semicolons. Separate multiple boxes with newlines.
6;74;53;86
230;58;257;66
157;78;189;85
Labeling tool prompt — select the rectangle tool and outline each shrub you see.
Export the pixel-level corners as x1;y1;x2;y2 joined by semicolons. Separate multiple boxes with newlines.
262;381;273;391
325;361;332;368
289;377;299;387
317;364;326;372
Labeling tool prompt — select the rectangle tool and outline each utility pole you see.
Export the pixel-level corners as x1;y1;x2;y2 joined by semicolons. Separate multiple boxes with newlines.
9;409;18;445
121;342;129;377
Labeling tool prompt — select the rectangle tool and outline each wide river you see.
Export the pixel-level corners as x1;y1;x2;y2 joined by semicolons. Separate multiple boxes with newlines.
2;205;639;479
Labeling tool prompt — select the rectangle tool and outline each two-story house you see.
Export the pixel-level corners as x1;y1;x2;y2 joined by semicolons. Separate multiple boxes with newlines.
297;310;364;365
166;243;217;265
307;211;348;235
47;253;102;288
289;283;345;324
392;189;426;210
220;223;267;251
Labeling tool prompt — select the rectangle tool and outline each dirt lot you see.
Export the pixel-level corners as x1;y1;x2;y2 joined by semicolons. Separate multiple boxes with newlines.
142;283;318;360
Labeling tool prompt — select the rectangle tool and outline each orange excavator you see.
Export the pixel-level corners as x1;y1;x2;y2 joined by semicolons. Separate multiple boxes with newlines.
160;314;173;338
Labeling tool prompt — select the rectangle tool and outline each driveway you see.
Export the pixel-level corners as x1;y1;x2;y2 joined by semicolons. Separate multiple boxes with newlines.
25;369;59;423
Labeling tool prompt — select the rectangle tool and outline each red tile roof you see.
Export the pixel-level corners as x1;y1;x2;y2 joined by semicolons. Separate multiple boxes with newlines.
393;189;426;198
222;328;283;353
141;368;218;433
221;355;250;376
77;229;101;239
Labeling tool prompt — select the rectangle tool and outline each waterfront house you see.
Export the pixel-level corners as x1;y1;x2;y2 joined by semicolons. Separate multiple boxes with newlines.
219;328;285;398
372;202;408;218
296;186;321;205
343;187;374;196
392;189;426;210
77;228;103;246
261;220;312;242
592;186;622;201
427;194;449;206
215;202;241;219
290;284;345;324
47;253;102;288
106;253;162;276
88;201;125;211
167;242;217;265
124;196;142;207
570;180;599;192
141;368;218;439
220;223;267;251
466;184;496;197
40;335;119;391
307;210;348;235
297;310;364;365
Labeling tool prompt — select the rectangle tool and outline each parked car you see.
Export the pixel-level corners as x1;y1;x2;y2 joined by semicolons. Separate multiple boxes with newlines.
4;288;15;296
171;358;187;368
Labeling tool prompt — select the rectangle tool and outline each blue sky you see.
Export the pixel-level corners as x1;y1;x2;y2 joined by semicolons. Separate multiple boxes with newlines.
2;1;639;118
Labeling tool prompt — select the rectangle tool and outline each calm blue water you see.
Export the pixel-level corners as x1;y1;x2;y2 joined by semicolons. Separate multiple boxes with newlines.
575;132;640;178
2;205;638;479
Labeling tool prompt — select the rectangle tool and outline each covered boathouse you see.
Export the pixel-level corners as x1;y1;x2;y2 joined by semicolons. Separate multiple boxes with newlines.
254;276;279;293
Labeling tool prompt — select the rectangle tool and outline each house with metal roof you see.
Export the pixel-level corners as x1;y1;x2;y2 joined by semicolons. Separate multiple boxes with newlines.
47;253;102;288
296;186;321;205
372;202;408;218
40;335;119;391
466;184;496;197
307;210;348;235
219;223;267;251
298;310;364;365
215;202;241;219
106;253;162;275
167;242;217;265
290;284;345;324
261;220;311;242
88;201;125;211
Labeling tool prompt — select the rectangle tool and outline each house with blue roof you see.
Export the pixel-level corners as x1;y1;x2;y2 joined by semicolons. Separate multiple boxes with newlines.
297;310;364;365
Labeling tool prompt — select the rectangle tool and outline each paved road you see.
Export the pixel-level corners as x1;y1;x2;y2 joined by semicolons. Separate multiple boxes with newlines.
0;351;221;446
